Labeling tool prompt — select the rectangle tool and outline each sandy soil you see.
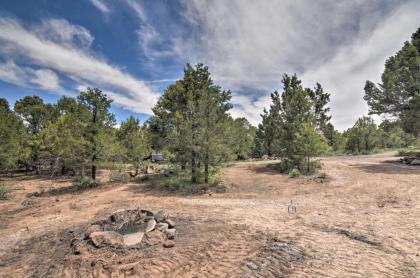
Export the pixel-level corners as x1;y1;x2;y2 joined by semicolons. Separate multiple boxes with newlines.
0;152;419;277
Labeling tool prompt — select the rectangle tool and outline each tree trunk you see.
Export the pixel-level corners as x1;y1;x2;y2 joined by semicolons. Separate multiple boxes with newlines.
307;155;310;174
204;149;209;183
191;151;197;183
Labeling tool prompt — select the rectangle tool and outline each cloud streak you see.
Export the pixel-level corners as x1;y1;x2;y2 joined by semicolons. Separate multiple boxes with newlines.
0;17;159;114
174;0;420;129
90;0;110;14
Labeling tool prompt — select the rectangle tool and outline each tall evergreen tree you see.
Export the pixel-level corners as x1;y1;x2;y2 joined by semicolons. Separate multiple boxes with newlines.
77;88;115;180
364;27;420;137
0;98;27;171
117;116;150;174
151;64;232;183
279;74;314;165
14;96;58;174
307;83;333;142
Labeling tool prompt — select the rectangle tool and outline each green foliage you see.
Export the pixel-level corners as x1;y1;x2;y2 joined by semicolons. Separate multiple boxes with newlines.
72;176;101;189
228;117;256;160
0;183;14;200
345;116;379;153
116;116;150;168
151;63;233;183
364;27;420;137
307;83;333;141
0;98;28;170
288;168;301;178
77;88;116;180
14;96;58;173
294;122;328;173
255;74;331;174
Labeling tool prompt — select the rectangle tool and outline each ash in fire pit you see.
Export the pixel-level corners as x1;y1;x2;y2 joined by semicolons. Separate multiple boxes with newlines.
82;209;176;250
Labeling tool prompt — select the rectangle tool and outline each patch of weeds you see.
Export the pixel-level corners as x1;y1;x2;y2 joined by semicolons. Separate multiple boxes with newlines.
288;169;301;178
162;172;227;194
310;171;330;183
0;183;14;200
37;184;53;193
72;176;101;190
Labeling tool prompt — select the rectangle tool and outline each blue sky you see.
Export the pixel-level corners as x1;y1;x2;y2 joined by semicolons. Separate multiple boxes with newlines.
0;0;419;129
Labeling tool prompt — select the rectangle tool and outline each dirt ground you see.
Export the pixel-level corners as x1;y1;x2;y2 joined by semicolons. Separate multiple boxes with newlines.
0;152;419;277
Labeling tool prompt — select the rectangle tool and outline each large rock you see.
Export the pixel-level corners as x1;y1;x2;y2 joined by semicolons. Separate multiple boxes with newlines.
85;224;103;239
156;222;169;232
154;210;168;222
123;231;144;247
411;159;420;165
145;219;156;233
90;231;125;248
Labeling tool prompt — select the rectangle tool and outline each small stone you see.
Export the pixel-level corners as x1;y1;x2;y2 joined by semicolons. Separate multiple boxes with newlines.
156;222;169;231
165;228;176;240
145;219;156;233
163;240;175;248
90;231;124;248
85;224;103;239
144;230;166;246
165;219;175;228
154;210;168;222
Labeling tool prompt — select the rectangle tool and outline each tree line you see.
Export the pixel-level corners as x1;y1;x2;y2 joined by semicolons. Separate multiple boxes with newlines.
1;27;418;182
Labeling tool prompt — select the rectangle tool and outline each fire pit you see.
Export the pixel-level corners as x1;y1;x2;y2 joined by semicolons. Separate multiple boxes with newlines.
80;209;176;251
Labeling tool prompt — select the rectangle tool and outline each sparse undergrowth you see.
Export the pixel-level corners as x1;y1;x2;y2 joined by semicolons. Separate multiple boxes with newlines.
72;176;101;190
109;170;129;183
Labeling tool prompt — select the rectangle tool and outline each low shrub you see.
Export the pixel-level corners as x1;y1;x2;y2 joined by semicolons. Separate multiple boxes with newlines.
72;176;101;189
278;159;295;173
0;183;14;199
288;168;301;178
298;159;322;175
109;170;129;183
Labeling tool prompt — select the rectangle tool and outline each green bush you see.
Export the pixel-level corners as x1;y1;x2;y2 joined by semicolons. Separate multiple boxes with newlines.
288;168;301;178
277;159;295;173
0;183;14;199
109;170;129;183
72;176;101;189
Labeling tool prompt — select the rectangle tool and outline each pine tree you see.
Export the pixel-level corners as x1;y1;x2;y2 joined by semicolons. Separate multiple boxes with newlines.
77;88;115;180
364;27;420;137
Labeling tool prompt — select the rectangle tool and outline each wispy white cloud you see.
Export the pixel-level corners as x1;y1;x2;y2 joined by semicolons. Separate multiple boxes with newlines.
31;69;60;91
90;0;110;15
126;0;178;62
0;60;60;91
175;0;420;129
0;17;159;114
